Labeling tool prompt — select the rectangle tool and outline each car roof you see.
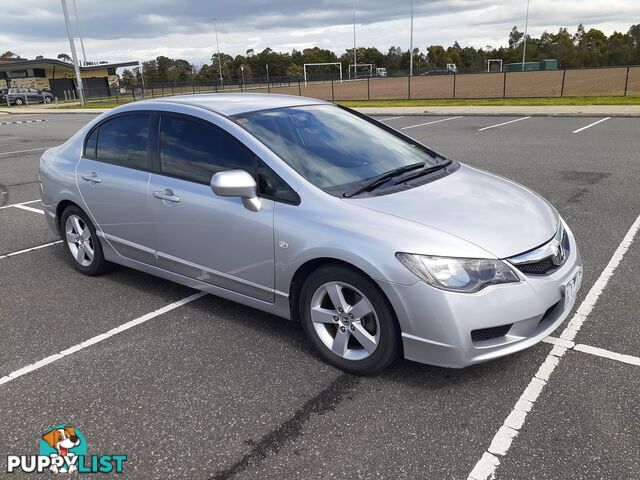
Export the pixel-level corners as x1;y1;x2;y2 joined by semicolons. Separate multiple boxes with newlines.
138;93;330;116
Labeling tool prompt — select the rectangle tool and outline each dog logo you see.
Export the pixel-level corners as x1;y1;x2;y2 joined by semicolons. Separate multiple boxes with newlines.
39;425;86;474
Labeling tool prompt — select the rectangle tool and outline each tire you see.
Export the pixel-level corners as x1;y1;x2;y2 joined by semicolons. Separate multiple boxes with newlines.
60;205;108;276
44;96;52;103
299;265;401;374
15;97;23;106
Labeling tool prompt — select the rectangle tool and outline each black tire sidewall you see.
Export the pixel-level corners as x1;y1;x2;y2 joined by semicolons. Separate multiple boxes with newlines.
60;206;107;276
15;98;23;105
300;265;401;375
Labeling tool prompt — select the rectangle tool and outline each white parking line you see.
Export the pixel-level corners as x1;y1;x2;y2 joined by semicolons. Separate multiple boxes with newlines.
0;147;48;156
572;117;610;134
401;116;462;130
543;337;640;367
0;199;40;210
0;292;206;387
468;211;640;480
377;116;404;121
12;204;44;214
0;240;62;260
477;116;531;131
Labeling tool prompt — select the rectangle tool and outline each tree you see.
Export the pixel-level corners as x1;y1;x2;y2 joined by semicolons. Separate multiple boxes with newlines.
57;53;72;62
1;51;19;58
286;64;303;78
121;69;136;85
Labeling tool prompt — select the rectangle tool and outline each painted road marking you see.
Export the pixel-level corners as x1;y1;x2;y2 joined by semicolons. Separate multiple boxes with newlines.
0;240;63;260
478;116;531;131
0;119;47;126
0;147;48;156
12;204;44;214
0;292;206;387
0;199;40;210
378;116;404;121
543;337;640;367
572;117;610;134
401;116;462;130
468;211;640;480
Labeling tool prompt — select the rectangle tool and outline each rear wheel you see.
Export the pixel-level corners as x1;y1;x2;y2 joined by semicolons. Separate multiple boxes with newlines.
60;206;108;276
44;96;52;103
299;265;401;374
14;97;23;105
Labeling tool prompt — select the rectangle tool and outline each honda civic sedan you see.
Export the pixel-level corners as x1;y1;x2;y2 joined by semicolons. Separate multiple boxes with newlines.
39;94;582;374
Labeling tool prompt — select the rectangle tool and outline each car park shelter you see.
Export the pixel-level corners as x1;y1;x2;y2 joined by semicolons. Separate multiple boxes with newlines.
0;58;138;99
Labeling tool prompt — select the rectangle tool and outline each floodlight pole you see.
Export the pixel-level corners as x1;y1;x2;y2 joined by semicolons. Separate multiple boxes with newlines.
61;0;85;105
213;17;223;85
409;0;414;76
72;0;87;65
521;0;530;71
352;3;357;79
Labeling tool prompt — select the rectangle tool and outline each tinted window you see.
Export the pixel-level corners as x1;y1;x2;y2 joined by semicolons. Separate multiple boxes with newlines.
84;128;97;158
159;115;253;183
257;161;299;203
96;114;149;169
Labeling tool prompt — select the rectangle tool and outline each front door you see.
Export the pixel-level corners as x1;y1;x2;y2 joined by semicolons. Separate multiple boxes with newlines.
149;113;276;302
77;113;156;263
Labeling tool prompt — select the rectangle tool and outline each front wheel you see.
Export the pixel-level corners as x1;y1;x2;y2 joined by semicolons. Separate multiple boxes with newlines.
299;265;401;374
60;206;108;276
44;96;52;103
14;97;24;105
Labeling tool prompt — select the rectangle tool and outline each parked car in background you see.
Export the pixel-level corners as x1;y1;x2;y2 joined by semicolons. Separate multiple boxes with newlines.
0;88;54;105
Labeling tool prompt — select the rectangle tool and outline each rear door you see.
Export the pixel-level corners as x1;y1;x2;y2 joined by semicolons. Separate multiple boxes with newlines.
76;113;156;263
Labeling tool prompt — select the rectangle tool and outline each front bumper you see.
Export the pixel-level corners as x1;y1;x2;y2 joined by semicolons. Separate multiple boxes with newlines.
378;229;582;368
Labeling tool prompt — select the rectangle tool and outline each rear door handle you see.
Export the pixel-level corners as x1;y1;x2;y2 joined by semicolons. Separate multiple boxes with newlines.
81;172;102;183
152;189;180;203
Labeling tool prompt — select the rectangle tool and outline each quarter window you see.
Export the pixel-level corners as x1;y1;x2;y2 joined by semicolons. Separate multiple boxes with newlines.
84;128;97;158
159;115;253;184
95;114;150;169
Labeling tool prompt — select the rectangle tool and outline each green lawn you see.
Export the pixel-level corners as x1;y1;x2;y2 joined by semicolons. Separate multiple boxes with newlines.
54;95;640;110
338;96;640;107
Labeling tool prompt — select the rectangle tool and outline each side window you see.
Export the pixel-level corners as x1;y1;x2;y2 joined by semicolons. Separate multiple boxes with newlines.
96;114;150;169
159;115;253;184
257;161;299;204
84;128;97;158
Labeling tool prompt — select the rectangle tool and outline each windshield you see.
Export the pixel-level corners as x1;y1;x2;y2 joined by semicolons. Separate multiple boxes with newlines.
233;105;439;192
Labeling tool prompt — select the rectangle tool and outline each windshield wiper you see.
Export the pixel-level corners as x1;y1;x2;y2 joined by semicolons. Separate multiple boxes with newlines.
343;162;425;198
392;159;452;184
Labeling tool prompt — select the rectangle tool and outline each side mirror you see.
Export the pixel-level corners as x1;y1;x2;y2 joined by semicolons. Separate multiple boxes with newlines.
210;170;261;212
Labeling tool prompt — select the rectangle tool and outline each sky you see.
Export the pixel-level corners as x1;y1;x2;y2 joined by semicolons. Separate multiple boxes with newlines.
1;0;638;67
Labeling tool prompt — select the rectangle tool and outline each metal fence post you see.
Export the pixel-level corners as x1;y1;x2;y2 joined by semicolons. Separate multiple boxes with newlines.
298;80;301;96
502;71;507;99
331;79;335;101
560;69;566;97
267;80;270;94
624;66;630;96
452;74;456;99
408;75;411;100
367;77;370;100
115;89;119;103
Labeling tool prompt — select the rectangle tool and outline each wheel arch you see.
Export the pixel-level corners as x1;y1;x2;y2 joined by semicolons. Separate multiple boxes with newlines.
55;199;83;234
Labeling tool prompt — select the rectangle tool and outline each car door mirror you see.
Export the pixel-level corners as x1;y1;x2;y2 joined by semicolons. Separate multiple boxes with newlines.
210;170;261;212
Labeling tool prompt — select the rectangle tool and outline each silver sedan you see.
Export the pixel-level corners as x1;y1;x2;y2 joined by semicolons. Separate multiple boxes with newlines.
39;94;582;374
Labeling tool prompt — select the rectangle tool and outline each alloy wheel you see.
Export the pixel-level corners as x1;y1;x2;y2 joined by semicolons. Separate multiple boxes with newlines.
310;281;380;361
65;214;95;267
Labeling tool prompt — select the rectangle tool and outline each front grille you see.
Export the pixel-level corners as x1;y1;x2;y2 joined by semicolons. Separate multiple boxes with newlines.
471;324;513;343
515;257;559;276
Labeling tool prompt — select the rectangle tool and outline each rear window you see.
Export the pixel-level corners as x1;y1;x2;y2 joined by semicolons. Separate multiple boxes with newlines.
95;114;150;170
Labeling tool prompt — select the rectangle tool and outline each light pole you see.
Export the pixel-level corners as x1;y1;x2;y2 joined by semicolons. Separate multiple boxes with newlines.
409;0;414;76
212;17;223;85
241;65;245;85
521;0;530;71
60;0;84;105
72;0;87;65
352;3;357;79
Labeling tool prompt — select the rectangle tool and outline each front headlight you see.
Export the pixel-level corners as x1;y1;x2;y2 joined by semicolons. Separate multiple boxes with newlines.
396;253;520;293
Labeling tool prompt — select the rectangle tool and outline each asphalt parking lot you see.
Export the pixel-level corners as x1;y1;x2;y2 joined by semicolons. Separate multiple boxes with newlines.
0;111;639;479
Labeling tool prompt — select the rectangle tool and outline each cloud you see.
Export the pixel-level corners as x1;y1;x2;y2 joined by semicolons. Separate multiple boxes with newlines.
0;0;638;64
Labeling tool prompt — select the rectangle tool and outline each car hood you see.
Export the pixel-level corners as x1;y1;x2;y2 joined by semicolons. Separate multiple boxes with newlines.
344;164;558;259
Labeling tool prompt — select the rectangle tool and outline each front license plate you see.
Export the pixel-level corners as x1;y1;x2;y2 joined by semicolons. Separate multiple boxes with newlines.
564;268;583;306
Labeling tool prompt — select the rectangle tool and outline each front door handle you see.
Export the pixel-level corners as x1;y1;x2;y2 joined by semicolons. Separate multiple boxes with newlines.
152;189;180;203
81;172;102;183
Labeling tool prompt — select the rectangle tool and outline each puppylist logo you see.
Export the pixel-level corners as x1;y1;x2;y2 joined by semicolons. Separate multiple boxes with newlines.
7;425;127;474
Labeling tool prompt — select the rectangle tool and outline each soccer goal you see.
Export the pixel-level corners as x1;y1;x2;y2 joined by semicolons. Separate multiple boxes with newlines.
348;63;373;79
303;63;343;87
